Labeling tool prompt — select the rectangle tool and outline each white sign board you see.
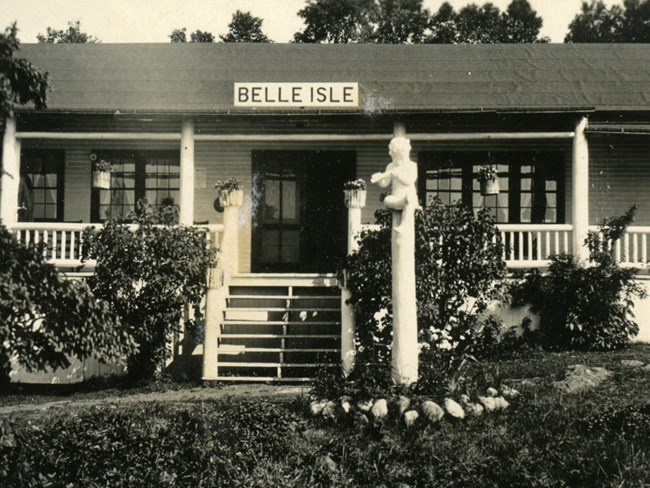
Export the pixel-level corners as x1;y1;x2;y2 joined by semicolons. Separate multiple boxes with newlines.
234;82;358;108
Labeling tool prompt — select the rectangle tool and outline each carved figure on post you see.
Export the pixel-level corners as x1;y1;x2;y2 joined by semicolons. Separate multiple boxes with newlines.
370;136;420;233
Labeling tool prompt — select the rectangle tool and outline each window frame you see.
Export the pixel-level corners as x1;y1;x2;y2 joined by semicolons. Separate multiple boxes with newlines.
20;148;65;222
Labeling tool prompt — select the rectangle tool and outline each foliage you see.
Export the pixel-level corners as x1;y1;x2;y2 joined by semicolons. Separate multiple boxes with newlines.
82;199;215;380
3;346;650;487
169;28;215;43
93;159;113;173
343;178;366;191
512;206;646;351
426;0;547;44
214;177;244;192
342;200;507;395
36;20;99;44
0;223;134;386
294;0;377;43
0;23;48;119
220;10;272;43
372;0;432;44
476;164;498;183
566;0;650;42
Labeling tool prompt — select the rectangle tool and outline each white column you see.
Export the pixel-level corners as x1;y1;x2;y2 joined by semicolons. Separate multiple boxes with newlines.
1;117;20;228
390;121;418;386
202;197;241;380
572;116;590;262
341;190;365;377
179;118;195;225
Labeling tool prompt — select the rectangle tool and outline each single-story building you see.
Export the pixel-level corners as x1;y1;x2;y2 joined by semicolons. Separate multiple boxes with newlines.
3;43;650;382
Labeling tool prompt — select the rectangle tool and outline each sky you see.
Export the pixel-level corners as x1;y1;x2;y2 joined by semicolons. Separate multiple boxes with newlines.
3;0;625;44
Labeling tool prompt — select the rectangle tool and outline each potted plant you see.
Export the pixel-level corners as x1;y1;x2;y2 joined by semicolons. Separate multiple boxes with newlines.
343;179;367;208
92;156;113;190
215;178;244;207
477;165;499;195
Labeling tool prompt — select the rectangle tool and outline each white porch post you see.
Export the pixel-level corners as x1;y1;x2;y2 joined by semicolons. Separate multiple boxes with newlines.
572;116;590;262
202;197;241;380
341;188;365;376
1;118;20;228
179;118;194;226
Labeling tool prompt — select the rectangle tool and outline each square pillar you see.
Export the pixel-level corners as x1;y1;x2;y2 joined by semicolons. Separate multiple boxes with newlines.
179;118;194;226
1;118;19;228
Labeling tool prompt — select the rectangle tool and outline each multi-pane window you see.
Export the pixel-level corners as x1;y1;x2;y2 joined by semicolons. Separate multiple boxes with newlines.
419;151;564;224
92;150;179;222
20;149;64;222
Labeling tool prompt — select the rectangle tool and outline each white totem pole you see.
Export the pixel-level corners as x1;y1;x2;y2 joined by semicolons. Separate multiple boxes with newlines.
370;130;420;385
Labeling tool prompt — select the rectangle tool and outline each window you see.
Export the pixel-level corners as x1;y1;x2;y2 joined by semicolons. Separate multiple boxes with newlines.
92;150;180;222
419;151;565;224
20;149;65;222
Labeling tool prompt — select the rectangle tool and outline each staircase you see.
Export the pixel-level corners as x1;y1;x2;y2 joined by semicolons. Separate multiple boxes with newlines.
213;274;342;382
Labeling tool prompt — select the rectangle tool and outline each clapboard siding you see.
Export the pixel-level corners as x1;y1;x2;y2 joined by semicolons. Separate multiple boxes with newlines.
589;134;650;225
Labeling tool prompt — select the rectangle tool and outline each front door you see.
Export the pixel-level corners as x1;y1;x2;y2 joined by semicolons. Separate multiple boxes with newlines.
252;151;355;273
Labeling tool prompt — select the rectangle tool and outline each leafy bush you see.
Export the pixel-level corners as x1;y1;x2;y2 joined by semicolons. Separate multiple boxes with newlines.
512;206;646;351
82;199;215;380
341;200;507;396
0;223;134;385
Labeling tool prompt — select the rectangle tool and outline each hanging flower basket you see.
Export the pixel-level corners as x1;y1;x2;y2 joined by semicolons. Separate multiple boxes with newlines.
477;165;499;196
480;178;500;196
92;170;111;189
343;179;367;208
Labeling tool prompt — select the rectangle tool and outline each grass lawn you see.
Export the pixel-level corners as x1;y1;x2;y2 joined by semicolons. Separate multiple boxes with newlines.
1;345;649;487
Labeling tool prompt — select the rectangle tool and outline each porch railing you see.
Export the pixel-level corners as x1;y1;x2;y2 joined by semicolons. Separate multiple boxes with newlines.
12;222;224;271
497;224;573;269
588;225;650;268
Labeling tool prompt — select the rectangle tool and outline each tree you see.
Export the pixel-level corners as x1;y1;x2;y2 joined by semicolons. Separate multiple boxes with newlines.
220;10;272;42
36;20;99;44
82;200;215;380
566;0;650;42
0;223;135;385
426;0;546;43
565;1;625;42
372;0;432;43
169;27;215;43
293;0;377;43
0;23;48;119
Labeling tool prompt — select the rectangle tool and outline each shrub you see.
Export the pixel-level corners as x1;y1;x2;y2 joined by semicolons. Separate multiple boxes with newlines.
341;200;507;396
82;199;215;380
0;223;134;386
512;206;646;351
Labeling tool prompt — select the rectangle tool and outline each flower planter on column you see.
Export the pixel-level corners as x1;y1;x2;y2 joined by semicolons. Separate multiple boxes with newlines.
343;189;367;208
218;188;244;207
92;170;111;190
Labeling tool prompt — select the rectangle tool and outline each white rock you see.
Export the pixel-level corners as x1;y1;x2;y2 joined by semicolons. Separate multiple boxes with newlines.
478;396;498;412
322;400;338;419
493;397;510;411
486;387;499;397
341;400;351;414
310;399;328;416
371;399;389;419
500;386;520;400
421;401;445;424
621;359;645;368
403;410;419;428
465;402;484;417
643;364;650;372
357;399;374;412
444;398;465;419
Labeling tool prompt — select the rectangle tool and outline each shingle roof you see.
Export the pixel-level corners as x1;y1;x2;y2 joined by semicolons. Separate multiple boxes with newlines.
18;43;650;114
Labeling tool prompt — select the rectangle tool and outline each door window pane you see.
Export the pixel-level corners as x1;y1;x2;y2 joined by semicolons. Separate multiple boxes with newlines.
20;149;64;222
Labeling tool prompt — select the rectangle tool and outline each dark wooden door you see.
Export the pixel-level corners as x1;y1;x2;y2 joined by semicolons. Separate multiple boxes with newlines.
252;151;355;273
